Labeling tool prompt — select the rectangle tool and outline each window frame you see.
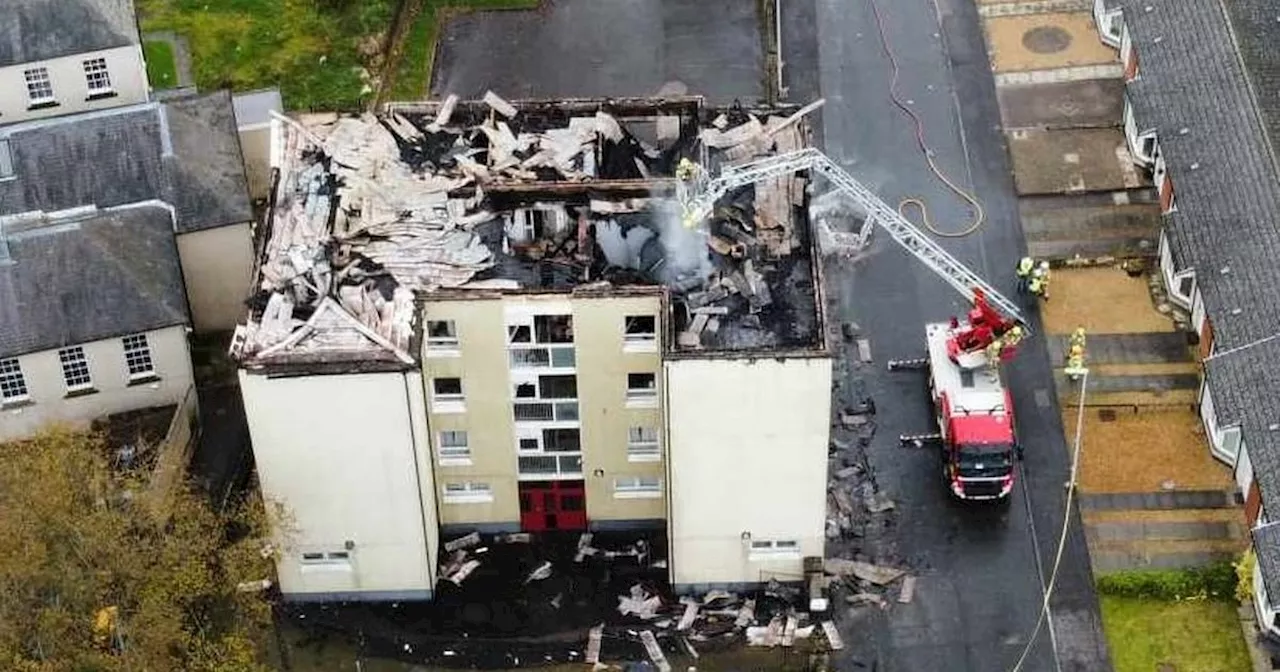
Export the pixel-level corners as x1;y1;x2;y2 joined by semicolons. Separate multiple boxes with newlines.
431;376;466;412
82;57;113;96
58;346;94;393
0;357;30;403
437;429;471;464
299;550;354;569
748;539;802;559
624;315;658;343
442;481;494;504
626;372;658;407
613;476;663;499
425;319;460;355
121;333;156;379
627;425;661;462
23;67;55;105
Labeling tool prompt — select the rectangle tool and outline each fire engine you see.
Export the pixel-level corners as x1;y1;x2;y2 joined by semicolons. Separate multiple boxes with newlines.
678;148;1029;502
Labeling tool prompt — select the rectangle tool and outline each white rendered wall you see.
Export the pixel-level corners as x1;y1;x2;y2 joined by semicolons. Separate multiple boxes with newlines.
240;370;438;601
665;356;831;589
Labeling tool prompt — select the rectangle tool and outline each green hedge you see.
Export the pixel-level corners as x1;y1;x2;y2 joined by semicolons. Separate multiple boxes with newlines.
1096;562;1238;601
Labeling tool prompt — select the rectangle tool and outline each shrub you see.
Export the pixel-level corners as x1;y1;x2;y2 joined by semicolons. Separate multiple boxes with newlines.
1095;562;1238;601
1236;549;1257;603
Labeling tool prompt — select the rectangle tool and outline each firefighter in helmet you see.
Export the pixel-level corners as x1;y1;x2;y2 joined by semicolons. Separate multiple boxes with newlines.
1015;256;1035;293
1029;261;1051;300
676;157;697;181
1065;342;1088;379
1069;327;1086;352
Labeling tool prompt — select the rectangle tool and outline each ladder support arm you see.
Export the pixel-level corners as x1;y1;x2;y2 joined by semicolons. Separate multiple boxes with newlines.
683;148;1027;331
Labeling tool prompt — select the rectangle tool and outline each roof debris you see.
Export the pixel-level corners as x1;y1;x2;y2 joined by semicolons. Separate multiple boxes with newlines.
235;95;827;368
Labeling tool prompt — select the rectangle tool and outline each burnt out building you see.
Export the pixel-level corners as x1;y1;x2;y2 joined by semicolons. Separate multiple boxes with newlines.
232;94;831;601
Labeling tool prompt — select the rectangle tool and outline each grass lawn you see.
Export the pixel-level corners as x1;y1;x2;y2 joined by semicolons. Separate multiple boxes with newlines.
135;0;540;111
1100;595;1252;672
143;39;179;89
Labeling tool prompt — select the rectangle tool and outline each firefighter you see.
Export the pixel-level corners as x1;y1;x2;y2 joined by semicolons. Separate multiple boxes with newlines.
1015;256;1035;293
1031;261;1051;300
1065;342;1088;379
676;157;697;181
1069;326;1087;352
1003;325;1025;350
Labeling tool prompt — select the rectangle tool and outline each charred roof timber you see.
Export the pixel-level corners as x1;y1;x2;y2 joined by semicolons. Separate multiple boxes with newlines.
233;94;828;371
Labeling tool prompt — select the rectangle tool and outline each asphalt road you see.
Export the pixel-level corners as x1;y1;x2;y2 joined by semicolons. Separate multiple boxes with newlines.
793;0;1113;669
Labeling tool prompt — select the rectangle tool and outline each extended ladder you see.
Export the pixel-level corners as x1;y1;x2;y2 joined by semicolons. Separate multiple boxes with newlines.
683;148;1027;329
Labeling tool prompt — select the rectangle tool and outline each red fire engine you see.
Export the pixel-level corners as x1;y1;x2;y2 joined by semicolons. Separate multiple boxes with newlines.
895;289;1023;501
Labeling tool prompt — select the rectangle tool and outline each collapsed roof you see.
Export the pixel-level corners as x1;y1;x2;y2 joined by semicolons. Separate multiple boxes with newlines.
234;94;827;371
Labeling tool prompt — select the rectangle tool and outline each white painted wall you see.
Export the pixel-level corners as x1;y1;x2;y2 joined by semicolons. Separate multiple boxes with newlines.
240;370;439;600
1236;438;1254;493
0;324;193;441
665;356;831;589
0;46;148;124
176;223;255;332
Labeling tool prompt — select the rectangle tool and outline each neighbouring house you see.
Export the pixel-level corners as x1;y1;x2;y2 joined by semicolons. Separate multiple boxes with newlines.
0;92;256;332
233;96;831;602
1096;0;1280;645
0;204;195;442
232;88;284;201
0;0;148;125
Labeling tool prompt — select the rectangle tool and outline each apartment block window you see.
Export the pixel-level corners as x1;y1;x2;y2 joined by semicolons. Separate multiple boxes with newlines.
542;427;581;452
538;374;577;399
83;58;112;95
624;315;657;348
300;550;352;567
121;333;155;378
627;426;660;461
24;67;54;105
438;430;470;462
626;372;657;406
426;319;459;352
534;314;574;343
433;377;463;399
443;481;493;503
614;476;663;499
0;358;29;403
58;347;93;392
748;540;801;559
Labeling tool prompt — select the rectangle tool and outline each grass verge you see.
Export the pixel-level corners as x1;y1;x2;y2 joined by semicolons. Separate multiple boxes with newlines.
1100;595;1251;672
143;39;179;89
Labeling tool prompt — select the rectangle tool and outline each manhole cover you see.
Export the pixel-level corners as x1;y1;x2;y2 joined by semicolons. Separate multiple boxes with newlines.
1022;26;1073;54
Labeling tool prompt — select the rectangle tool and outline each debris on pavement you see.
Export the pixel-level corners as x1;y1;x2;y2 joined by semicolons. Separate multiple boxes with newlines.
821;621;845;650
898;576;917;604
639;630;672;672
824;558;907;586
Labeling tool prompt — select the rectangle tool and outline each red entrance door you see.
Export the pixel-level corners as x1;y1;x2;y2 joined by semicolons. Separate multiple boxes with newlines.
519;480;587;531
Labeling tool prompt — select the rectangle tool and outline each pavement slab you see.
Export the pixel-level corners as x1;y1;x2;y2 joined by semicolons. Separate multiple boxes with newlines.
1078;490;1237;512
430;0;764;103
983;12;1119;73
1007;127;1149;194
1020;199;1160;260
997;78;1125;129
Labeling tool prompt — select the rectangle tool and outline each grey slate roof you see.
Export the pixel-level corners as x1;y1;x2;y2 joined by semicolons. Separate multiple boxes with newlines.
1221;0;1280;164
1121;0;1280;351
1205;339;1280;507
0;205;188;359
0;93;253;234
1254;522;1280;602
0;0;139;68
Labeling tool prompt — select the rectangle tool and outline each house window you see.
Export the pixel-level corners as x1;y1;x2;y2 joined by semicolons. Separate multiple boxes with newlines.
0;358;29;403
426;320;459;352
58;347;93;392
626;373;657;405
83;58;112;95
438;430;470;462
443;481;493;503
627;426;660;461
625;315;657;347
748;540;801;559
431;377;465;412
614;476;662;498
121;333;155;378
0;139;13;180
24;68;54;105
